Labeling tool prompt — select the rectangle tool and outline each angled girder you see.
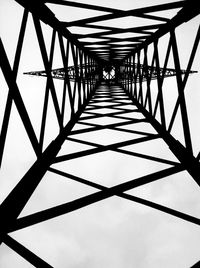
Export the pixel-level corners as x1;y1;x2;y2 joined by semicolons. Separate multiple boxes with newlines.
59;1;184;27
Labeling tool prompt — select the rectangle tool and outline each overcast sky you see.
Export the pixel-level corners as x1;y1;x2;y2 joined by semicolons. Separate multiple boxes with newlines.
1;0;200;267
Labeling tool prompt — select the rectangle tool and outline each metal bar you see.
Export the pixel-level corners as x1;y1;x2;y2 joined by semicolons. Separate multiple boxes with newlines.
53;136;160;163
152;55;160;118
137;51;144;105
136;13;169;23
58;35;75;116
154;41;166;129
170;30;193;153
15;0;102;64
39;29;56;149
46;0;120;13
168;26;200;133
77;25;163;39
160;38;172;81
33;16;63;129
47;167;200;227
9;166;182;231
76;47;82;108
13;9;29;76
0;94;12;167
0;84;95;242
124;0;200;61
190;260;200;268
83;36;146;45
62;1;185;27
125;89;200;187
115;148;178;166
70;43;79;109
3;235;53;268
79;49;86;104
134;58;141;100
0;9;29;167
143;47;153;113
0;39;41;157
60;48;68;123
132;54;137;99
182;25;200;88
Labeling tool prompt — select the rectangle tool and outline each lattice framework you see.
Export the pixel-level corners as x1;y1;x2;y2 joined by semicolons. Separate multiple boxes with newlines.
0;0;200;267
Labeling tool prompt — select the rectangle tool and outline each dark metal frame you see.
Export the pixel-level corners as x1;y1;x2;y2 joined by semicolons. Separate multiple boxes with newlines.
122;11;200;186
24;62;196;83
0;0;200;266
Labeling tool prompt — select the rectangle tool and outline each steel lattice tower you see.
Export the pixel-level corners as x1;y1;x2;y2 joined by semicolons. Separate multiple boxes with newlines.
0;0;200;267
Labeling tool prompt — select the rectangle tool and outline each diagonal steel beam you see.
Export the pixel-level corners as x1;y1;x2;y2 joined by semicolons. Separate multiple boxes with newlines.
15;0;104;63
47;167;200;227
0;38;41;157
9;165;182;232
124;0;200;60
61;1;185;27
4;235;53;268
0;9;29;167
0;84;96;243
46;0;120;13
124;89;200;187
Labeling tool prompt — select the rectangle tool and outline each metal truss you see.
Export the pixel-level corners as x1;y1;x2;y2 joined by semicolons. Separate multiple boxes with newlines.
0;0;200;267
24;64;100;83
119;63;197;83
24;62;196;83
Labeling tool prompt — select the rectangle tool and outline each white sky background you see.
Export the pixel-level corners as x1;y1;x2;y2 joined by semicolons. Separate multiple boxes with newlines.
1;0;200;267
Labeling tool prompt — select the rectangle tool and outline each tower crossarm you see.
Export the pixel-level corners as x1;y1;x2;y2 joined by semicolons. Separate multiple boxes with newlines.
119;63;197;83
24;63;197;83
24;64;101;83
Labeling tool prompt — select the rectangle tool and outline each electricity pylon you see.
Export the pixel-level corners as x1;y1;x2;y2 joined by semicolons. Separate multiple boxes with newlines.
0;0;200;267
